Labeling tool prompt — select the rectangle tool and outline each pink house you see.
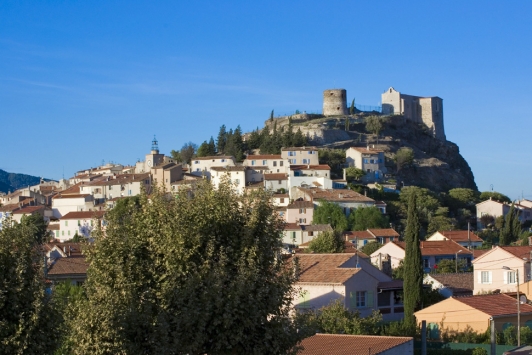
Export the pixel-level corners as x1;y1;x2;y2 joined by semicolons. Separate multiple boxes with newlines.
286;200;313;225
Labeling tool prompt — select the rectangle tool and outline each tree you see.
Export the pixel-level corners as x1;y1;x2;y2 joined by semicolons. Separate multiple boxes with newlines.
247;129;261;150
180;141;197;165
500;203;522;246
196;141;211;157
349;206;389;231
433;258;468;274
68;181;302;354
360;241;382;256
427;215;454;235
349;98;355;115
293;127;307;147
224;125;244;161
216;124;227;153
312;200;349;231
208;136;216;155
18;213;49;244
307;231;343;253
365;115;383;140
403;192;423;331
170;149;182;162
0;215;61;354
448;188;480;209
344;117;350;131
399;186;441;237
394;147;414;172
479;191;511;204
345;167;366;182
270;109;274;122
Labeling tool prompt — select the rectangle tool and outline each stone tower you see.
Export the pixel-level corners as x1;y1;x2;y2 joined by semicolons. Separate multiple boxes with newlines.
323;89;348;116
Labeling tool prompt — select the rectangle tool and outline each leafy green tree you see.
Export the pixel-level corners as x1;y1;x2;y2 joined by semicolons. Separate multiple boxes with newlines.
68;181;302;354
224;125;245;161
293;127;307;147
394;147;414;172
345;167;366;182
170;149;182;162
318;149;345;177
53;281;86;354
434;258;468;274
479;191;511;204
500;203;522;246
392;260;405;280
180;141;197;165
360;241;382;256
0;216;61;354
307;230;343;253
403;193;423;331
282;117;295;147
448;188;480;209
196;141;211;157
349;206;389;231
365;115;383;137
247;128;262;150
312;200;349;231
18;213;49;244
427;215;454;235
208;136;216;155
399;186;441;237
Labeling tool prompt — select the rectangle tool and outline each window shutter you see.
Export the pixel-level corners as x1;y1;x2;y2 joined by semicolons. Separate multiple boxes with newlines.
504;271;508;284
367;291;374;307
489;271;493;284
478;271;482;284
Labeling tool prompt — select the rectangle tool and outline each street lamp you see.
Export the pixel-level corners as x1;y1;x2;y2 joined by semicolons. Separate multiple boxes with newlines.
455;250;462;273
502;266;520;346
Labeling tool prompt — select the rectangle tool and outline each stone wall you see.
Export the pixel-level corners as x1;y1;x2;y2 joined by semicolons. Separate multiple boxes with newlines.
323;89;348;116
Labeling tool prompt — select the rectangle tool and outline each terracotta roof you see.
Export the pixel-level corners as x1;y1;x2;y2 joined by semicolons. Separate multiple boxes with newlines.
264;173;288;181
437;230;483;242
210;166;246;172
302;224;333;232
348;146;384;154
368;228;400;237
455;293;532;317
344;230;374;240
393;240;472;256
193;156;234;161
244;154;282;160
428;273;474;294
281;146;317;151
500;246;532;259
299;188;375;203
11;205;45;214
284;223;302;231
298;334;412;355
290;164;330;171
47;224;60;231
53;193;90;199
287;200;314;209
47;256;89;276
273;193;289;198
294;254;361;284
473;249;489;258
61;211;105;220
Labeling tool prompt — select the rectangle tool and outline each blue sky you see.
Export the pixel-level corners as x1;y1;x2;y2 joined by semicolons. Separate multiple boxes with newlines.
1;1;531;199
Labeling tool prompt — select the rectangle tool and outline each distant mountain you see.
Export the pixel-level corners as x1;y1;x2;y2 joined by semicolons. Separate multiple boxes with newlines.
0;169;45;194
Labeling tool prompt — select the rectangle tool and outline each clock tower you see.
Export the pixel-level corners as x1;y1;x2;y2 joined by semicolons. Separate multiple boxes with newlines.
144;135;164;171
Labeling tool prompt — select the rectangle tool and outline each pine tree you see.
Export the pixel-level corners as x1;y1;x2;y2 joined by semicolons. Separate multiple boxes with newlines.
283;117;294;147
403;192;423;331
208;136;216;155
216;124;227;153
196;141;210;157
293;127;307;147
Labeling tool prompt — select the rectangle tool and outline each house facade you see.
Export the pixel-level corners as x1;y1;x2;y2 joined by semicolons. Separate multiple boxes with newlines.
427;230;483;249
281;146;319;165
345;146;387;181
189;156;236;179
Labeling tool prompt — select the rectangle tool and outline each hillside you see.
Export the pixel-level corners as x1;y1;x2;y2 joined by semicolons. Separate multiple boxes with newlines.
261;113;477;192
0;169;44;194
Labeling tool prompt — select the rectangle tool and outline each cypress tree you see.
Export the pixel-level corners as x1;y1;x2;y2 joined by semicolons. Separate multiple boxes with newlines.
403;192;423;331
500;203;522;245
349;98;355;115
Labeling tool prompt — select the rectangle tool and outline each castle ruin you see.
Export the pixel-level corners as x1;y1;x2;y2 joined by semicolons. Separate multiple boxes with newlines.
323;89;348;116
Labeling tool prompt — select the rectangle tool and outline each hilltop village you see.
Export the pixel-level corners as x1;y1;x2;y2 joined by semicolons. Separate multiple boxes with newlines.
3;88;532;354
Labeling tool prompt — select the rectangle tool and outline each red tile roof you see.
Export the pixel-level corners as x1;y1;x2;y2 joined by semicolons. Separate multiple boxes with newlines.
392;240;472;256
299;188;375;203
368;228;400;237
293;254;360;284
344;230;374;240
47;256;89;276
290;164;330;171
298;334;412;355
61;211;105;220
455;293;532;317
287;200;314;209
500;246;532;259
11;205;45;214
264;173;288;181
437;230;483;242
244;154;282;160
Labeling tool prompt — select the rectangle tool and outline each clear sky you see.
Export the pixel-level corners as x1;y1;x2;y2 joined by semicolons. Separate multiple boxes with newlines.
1;1;530;199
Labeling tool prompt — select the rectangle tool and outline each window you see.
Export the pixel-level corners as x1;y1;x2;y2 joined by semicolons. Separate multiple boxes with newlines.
279;211;284;217
278;180;282;184
299;208;306;214
221;159;225;162
300;291;310;308
280;198;285;203
506;271;517;284
290;159;296;164
363;158;369;164
109;185;113;190
263;160;267;165
423;259;430;268
273;161;277;167
308;151;312;154
280;161;283;167
356;291;366;308
308;231;314;237
65;221;68;226
234;179;240;184
292;232;296;241
68;230;71;236
56;231;59;237
252;160;256;166
194;160;199;164
302;159;309;164
62;231;64;236
481;271;492;284
196;168;200;172
299;218;306;223
288;151;296;156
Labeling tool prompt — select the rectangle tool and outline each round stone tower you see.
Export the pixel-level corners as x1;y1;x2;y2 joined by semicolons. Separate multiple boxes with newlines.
323;89;348;116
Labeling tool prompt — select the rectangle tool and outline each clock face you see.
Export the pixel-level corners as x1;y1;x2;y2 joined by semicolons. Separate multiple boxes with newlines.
147;160;152;167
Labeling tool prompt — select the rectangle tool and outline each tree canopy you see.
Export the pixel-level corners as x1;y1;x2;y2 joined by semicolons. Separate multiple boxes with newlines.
68;181;302;354
349;206;389;231
479;191;512;204
306;230;343;253
312;200;348;231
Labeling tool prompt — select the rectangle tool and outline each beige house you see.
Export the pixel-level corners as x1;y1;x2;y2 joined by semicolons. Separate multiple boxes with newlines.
11;205;51;224
472;246;532;295
370;240;472;271
264;173;288;192
56;211;105;241
190;156;235;179
427;230;484;249
476;199;532;229
286;200;314;225
51;193;96;218
414;294;532;335
281;223;332;246
298;334;413;355
281;146;319;165
152;163;182;192
210;166;246;195
292;253;404;320
242;154;289;176
345;147;387;181
79;173;152;201
271;192;289;207
292;187;376;217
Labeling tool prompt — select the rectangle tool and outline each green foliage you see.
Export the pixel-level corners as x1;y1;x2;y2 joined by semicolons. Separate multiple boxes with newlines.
68;181;302;354
307;230;343;253
349;98;355;115
433;259;468;274
247;128;261;150
421;285;446;308
0;216;61;354
427;215;454;235
382;320;416;337
180;141;197;165
318;149;345;177
216;124;227;153
500;203;522;246
403;193;423;330
270;109;274;122
394;147;415;172
392;260;405;280
312;200;348;231
345;167;366;182
223;126;245;161
196;137;217;157
53;282;86;354
18;213;48;244
344;117;350;131
349;206;389;231
447;188;480;209
360;241;382;256
399;186;441;238
479;191;511;204
170;149;181;162
365;115;383;136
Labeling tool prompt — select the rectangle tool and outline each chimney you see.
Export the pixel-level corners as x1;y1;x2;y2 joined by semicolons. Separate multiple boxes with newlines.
345;234;349;242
